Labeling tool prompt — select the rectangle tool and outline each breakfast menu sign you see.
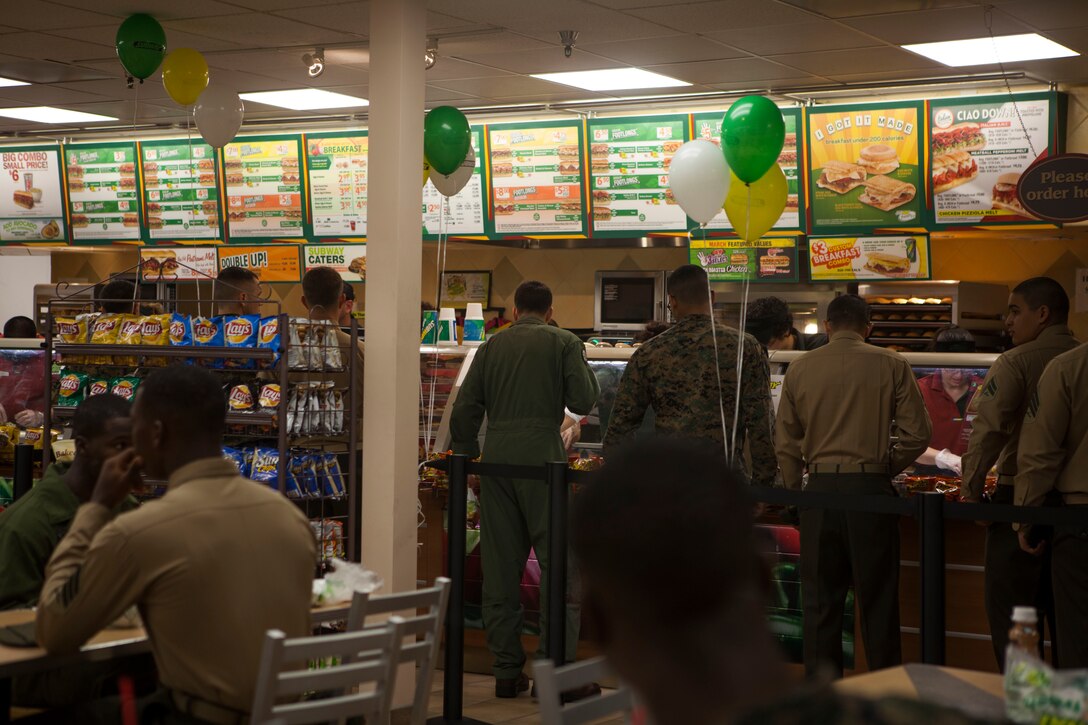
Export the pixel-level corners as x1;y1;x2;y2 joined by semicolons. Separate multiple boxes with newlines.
140;139;221;241
65;141;142;242
587;114;689;235
806;101;924;234
693;108;804;232
487;120;586;236
928;92;1057;227
223;134;305;240
0;145;65;242
808;234;930;281
306;132;368;236
423;127;486;238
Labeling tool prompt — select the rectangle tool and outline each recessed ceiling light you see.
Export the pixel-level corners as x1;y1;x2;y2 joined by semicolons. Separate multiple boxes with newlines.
0;106;116;124
903;33;1078;67
0;77;29;88
239;89;368;111
532;68;691;92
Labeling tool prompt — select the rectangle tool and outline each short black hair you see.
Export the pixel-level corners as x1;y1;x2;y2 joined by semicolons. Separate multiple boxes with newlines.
745;297;792;346
302;266;344;313
573;438;766;624
98;280;136;314
667;265;710;306
2;316;37;338
928;325;975;353
214;266;259;300
826;294;869;331
72;393;130;441
342;281;355;302
514;281;552;315
138;365;226;441
633;320;670;344
1013;277;1069;324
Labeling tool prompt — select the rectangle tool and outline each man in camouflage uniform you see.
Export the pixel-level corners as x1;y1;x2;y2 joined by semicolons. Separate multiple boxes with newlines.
450;281;600;699
602;264;776;486
961;277;1078;669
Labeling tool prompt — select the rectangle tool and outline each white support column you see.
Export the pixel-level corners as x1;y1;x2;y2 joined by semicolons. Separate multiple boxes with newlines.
363;0;424;595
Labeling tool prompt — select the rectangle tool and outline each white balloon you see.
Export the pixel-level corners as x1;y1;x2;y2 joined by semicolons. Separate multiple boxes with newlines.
430;145;475;197
668;139;730;225
195;83;244;149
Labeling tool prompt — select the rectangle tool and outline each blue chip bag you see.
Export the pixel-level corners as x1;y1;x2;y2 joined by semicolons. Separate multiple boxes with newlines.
287;451;308;499
298;453;320;498
321;453;346;498
222;446;247;474
192;316;225;368
257;316;281;370
223;314;260;370
248;446;279;489
168;313;191;347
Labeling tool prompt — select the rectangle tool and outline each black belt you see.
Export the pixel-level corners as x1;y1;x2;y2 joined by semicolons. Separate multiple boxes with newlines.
809;463;889;474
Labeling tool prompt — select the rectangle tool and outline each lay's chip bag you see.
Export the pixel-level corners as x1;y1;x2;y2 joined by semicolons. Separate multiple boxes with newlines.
109;376;141;403
142;314;171;366
223;314;259;370
57;370;89;407
191;316;224;368
117;315;143;367
86;377;111;397
257;316;281;370
55;317;86;364
169;313;192;347
90;314;122;365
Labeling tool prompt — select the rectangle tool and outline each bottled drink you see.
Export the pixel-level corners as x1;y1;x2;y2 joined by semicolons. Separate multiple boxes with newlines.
1009;605;1040;655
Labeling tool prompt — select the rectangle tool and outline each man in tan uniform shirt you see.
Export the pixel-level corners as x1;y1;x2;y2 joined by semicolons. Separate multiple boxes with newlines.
776;294;931;678
37;365;317;723
960;277;1078;670
1015;342;1088;667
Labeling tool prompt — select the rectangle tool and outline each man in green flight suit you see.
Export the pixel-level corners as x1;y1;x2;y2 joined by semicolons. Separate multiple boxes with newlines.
450;280;600;699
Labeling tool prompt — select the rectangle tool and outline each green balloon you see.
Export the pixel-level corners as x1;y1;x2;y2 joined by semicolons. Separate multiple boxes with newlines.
115;14;166;81
424;106;471;176
721;95;785;184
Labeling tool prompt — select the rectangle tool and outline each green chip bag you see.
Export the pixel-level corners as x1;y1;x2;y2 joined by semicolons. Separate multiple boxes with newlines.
109;376;142;403
57;370;89;407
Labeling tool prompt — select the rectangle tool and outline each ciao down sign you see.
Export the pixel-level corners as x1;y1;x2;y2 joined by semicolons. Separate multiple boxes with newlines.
1018;154;1088;224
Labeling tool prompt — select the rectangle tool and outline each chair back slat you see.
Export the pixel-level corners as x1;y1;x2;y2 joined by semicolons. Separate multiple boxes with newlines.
266;692;385;725
274;659;390;696
533;656;636;725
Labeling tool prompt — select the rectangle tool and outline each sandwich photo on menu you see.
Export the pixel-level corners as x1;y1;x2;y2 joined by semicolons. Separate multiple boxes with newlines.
992;172;1038;219
492;161;513;177
593;206;612;222
491;147;511;161
661;140;682;154
591;143;609;158
932;122;987;155
557;145;579;159
816;160;866;194
591;158;610;174
864;252;912;276
857;144;899;175
858;175;916;211
932;151;978;194
591;189;611;203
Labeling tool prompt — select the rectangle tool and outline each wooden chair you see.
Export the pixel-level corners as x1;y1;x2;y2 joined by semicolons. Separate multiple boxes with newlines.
346;577;451;725
250;616;405;725
533;656;637;725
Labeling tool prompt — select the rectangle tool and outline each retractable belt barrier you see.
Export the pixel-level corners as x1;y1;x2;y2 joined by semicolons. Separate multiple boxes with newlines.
424;455;1088;722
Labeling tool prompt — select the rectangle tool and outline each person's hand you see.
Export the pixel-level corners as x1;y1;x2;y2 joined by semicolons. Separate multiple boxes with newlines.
14;410;44;428
935;449;962;476
1019;528;1046;556
91;448;143;510
561;421;581;451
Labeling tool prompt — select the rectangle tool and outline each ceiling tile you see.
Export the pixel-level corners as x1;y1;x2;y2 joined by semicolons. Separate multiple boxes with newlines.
777;0;978;19
48;24;249;55
219;0;354;9
705;75;827;92
422;57;516;82
56;78;173;101
644;56;818;84
4;1;117;30
207;50;368;89
0;33;114;64
425;85;483;103
990;0;1088;31
580;35;748;65
48;0;242;19
0;85;109;106
430;0;675;44
273;2;371;35
166;13;363;46
767;46;944;75
426;11;492;32
1042;25;1088;55
627;0;818;32
435;32;555;57
843;7;1032;45
428;75;582;98
706;20;887;55
0;59;112;85
452;47;623;74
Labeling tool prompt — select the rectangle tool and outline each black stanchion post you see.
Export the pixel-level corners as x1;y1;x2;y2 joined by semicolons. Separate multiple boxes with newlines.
430;455;489;725
12;444;33;501
918;492;946;665
545;461;569;667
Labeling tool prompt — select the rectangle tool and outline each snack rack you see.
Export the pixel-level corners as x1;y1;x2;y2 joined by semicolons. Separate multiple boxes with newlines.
41;266;361;563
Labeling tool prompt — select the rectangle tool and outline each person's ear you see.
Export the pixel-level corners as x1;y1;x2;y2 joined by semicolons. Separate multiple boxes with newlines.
865;322;874;338
1037;304;1051;325
545;307;554;323
73;435;88;458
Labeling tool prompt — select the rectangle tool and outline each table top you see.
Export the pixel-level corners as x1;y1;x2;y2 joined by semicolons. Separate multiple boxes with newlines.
0;602;353;679
836;664;1005;720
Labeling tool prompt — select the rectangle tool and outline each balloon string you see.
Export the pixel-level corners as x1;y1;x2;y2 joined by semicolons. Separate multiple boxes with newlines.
703;222;730;465
131;81;139;132
730;184;754;471
187;110;195;231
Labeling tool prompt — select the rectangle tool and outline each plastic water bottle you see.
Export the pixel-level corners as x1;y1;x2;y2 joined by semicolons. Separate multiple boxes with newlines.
1009;606;1040;655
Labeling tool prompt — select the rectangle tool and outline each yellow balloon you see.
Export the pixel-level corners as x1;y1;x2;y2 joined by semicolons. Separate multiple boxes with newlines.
723;165;788;243
162;48;209;106
423;159;431;187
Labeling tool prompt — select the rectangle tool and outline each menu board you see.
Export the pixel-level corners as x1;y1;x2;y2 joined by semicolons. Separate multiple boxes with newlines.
140;139;221;241
139;247;218;281
0;145;65;242
693;109;804;231
929;92;1057;226
217;245;301;283
65;142;141;242
808;235;930;281
806;101;924;233
223;135;305;240
689;237;799;283
306;132;368;236
487;120;586;236
587;115;688;235
423;128;485;237
303;243;366;282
